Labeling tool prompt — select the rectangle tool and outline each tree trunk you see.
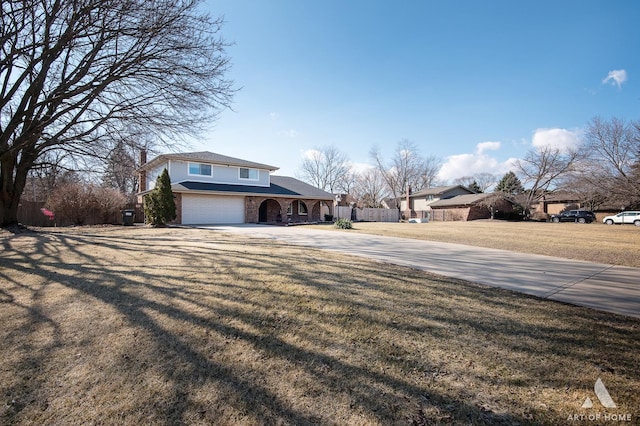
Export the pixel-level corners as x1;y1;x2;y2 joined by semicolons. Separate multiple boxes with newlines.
0;153;31;228
0;196;20;227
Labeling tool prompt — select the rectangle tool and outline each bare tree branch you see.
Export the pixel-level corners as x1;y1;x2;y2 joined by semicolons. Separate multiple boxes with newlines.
515;145;583;215
297;146;350;193
1;0;234;226
370;139;441;207
352;167;389;208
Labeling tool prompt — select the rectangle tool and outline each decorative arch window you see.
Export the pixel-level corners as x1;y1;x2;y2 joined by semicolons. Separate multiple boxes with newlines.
298;201;308;215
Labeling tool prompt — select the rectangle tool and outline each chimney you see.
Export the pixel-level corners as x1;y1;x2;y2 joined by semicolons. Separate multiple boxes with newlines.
138;150;147;193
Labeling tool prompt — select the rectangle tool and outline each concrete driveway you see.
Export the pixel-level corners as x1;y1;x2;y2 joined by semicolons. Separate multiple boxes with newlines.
202;224;640;319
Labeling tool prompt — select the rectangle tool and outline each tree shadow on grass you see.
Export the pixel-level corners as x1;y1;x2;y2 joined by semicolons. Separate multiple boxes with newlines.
1;228;638;424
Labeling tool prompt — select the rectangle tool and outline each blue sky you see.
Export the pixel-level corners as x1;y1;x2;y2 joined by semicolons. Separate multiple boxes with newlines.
193;0;640;182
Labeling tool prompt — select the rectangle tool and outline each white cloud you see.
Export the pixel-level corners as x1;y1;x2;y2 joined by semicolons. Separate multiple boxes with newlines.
476;141;501;154
602;69;627;88
269;112;279;120
531;128;581;152
301;148;321;160
438;141;513;183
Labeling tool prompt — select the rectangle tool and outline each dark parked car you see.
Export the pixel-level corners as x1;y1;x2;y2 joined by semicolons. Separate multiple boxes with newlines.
550;210;596;224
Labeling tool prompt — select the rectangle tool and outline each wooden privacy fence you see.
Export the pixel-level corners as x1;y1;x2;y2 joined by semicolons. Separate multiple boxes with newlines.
334;206;399;222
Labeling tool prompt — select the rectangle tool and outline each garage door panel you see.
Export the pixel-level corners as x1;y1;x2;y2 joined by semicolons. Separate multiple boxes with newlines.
182;195;244;224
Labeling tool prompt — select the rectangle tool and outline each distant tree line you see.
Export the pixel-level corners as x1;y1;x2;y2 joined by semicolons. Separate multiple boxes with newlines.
297;116;640;213
298;139;444;209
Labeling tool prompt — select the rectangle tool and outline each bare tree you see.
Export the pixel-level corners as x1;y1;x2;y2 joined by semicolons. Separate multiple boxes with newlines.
335;168;358;197
415;154;443;190
453;176;476;189
515;145;583;215
585;117;636;178
474;172;499;192
577;116;640;209
103;141;139;196
1;0;233;227
297;146;350;193
352;168;389;208
453;173;498;193
23;150;75;201
630;121;640;208
370;139;440;206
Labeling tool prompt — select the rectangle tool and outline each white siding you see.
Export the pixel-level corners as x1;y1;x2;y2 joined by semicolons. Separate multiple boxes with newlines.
169;160;270;187
182;195;245;224
146;162;168;191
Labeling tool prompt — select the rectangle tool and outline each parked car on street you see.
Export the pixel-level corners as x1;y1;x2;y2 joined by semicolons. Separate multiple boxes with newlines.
602;211;640;226
549;210;596;224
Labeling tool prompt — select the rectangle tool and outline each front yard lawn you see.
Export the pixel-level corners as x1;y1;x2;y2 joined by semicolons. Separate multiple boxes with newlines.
1;227;639;425
312;220;640;268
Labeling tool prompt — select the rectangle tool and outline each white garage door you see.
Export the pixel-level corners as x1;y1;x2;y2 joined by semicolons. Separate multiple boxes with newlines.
182;194;245;224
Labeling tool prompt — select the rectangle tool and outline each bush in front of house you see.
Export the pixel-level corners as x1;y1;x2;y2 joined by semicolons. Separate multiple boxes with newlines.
334;218;352;229
144;168;176;227
46;182;127;225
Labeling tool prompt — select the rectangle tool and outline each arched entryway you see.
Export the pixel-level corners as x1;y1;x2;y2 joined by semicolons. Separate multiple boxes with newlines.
258;199;282;223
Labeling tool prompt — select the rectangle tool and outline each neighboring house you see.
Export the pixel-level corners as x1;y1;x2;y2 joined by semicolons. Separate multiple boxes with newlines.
529;191;623;222
137;151;334;225
381;197;399;210
429;193;516;221
530;191;583;217
400;185;476;219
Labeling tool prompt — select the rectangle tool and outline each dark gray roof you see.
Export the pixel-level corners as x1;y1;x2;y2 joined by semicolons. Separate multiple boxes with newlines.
270;176;334;198
141;151;278;171
409;185;475;198
173;175;334;200
429;193;503;207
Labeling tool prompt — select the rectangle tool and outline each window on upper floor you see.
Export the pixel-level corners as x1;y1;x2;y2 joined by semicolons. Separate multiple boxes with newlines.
188;163;212;176
239;167;259;180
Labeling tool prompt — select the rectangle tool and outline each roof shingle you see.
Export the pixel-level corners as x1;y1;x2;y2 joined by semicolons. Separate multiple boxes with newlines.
141;151;279;171
173;175;334;200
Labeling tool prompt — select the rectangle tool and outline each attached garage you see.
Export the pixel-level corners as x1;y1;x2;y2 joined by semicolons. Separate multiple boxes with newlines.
181;194;245;224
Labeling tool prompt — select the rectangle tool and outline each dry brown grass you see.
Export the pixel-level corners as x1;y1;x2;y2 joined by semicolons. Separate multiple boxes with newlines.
310;221;640;268
1;226;639;425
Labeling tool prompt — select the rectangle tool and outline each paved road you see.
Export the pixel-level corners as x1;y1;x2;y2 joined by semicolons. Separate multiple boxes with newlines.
202;224;640;319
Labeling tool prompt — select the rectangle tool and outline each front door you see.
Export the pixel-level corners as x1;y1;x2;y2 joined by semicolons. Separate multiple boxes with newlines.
259;201;268;222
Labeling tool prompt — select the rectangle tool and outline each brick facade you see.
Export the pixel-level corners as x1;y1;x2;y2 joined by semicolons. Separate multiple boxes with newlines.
245;197;329;224
429;198;515;221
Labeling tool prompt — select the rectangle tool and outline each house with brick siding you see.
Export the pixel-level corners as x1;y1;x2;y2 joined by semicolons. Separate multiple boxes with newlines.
428;193;516;221
400;185;476;220
138;151;334;225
